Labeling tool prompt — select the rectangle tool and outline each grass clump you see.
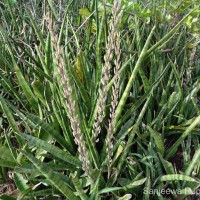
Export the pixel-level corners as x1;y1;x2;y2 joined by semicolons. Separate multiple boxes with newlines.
0;0;200;199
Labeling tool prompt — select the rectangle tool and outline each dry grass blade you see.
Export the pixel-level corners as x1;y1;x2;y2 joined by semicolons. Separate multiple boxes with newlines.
45;12;92;181
92;0;122;147
106;0;122;178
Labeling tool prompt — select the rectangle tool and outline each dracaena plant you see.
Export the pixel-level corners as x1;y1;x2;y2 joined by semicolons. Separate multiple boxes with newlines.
0;0;200;200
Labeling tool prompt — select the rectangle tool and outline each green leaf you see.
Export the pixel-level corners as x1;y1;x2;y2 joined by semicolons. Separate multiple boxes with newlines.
12;61;38;113
25;10;45;49
185;146;200;176
31;79;46;105
7;0;17;4
99;187;122;194
123;178;147;190
79;8;91;18
72;176;89;200
0;195;16;200
166;115;200;159
117;194;132;200
69;64;90;108
0;160;16;168
7;104;71;152
21;150;79;200
0;144;15;162
159;174;199;182
0;95;23;147
18;132;81;168
114;26;156;125
99;177;146;194
13;173;28;192
147;126;164;156
146;9;197;55
158;153;175;174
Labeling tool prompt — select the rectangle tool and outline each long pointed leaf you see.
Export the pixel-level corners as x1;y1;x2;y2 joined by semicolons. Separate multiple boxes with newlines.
21;150;79;200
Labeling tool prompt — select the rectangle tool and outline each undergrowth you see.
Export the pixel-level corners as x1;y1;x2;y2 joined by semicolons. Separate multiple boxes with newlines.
0;0;200;199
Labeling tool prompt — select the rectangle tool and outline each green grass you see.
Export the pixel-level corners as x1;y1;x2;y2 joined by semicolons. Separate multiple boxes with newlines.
0;0;199;199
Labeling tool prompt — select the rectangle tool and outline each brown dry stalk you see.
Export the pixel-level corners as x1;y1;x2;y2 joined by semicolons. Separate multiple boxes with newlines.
92;27;114;144
92;0;122;146
45;13;92;180
107;31;121;178
187;42;197;84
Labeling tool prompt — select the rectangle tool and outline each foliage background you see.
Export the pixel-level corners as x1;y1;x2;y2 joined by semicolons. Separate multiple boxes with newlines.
0;0;200;199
